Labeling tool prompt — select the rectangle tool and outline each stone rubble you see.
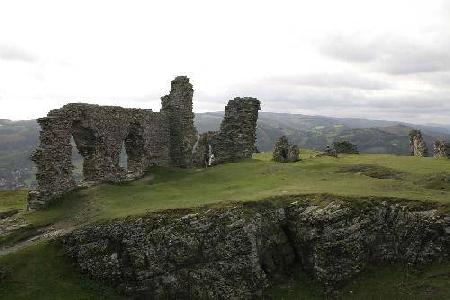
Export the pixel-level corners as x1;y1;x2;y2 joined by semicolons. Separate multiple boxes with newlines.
434;140;450;158
272;136;300;162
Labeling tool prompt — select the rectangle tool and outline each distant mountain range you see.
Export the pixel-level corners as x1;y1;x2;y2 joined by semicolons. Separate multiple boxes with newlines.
1;113;450;189
196;112;450;153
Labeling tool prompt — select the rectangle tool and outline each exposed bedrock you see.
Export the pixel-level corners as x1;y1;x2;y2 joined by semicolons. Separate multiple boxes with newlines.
63;196;450;298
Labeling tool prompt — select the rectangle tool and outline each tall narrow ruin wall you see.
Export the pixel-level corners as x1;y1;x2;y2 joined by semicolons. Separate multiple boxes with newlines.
193;97;261;167
161;76;197;168
409;129;429;157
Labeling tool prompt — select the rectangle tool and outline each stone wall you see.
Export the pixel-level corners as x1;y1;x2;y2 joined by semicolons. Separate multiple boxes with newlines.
273;136;300;162
161;76;197;168
434;140;450;158
409;129;429;157
193;97;261;167
63;195;450;298
28;76;195;210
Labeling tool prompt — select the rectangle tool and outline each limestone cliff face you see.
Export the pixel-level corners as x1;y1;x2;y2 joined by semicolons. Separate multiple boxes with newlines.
63;196;450;298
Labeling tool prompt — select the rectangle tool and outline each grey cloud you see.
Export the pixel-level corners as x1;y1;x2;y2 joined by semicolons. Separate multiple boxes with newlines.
0;45;37;62
223;80;450;124
320;36;450;75
267;73;392;90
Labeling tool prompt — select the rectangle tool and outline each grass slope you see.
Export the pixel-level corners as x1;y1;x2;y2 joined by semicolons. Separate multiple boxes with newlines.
4;150;450;224
268;262;450;299
0;242;122;300
1;151;450;299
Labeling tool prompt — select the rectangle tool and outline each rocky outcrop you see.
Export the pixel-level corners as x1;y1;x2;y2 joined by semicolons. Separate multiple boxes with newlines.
409;130;429;157
333;141;359;154
63;195;450;298
434;140;450;158
193;98;261;167
273;136;300;163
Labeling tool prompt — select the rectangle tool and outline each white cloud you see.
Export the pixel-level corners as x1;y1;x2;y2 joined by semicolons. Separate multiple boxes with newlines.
0;0;448;125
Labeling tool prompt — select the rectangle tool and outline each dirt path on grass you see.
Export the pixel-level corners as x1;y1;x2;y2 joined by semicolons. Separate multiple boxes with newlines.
0;225;74;257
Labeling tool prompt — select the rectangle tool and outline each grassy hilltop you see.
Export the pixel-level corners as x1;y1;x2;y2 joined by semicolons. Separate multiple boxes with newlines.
1;150;450;299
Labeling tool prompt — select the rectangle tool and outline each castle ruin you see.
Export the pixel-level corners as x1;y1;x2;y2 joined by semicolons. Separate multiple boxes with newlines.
28;76;260;210
192;97;261;167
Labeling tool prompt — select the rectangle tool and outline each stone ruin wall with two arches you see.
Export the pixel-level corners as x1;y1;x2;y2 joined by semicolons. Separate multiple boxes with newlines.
28;76;260;210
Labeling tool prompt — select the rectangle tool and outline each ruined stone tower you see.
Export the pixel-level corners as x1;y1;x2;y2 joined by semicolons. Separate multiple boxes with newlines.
409;129;429;157
161;76;197;168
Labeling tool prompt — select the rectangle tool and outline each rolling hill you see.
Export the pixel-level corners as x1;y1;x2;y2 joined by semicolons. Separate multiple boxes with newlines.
1;113;450;189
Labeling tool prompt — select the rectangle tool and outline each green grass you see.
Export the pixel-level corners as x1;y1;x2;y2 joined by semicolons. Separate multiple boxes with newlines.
0;242;123;300
0;190;27;212
1;151;450;299
268;262;450;299
4;150;450;223
77;150;450;219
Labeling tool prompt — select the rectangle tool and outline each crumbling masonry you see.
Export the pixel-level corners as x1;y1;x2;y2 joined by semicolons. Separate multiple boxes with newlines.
409;130;429;157
192;97;261;167
434;140;450;158
28;77;260;210
272;136;300;163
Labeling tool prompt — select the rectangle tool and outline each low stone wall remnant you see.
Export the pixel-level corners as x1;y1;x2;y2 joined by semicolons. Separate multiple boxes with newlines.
273;136;300;162
434;140;450;158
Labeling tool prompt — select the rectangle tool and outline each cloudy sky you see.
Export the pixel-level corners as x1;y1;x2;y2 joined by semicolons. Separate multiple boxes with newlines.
1;0;449;124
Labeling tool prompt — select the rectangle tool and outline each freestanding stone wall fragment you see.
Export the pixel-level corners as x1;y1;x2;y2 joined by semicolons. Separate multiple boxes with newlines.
193;97;261;167
161;76;197;168
273;136;300;163
409;130;429;157
434;140;450;158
